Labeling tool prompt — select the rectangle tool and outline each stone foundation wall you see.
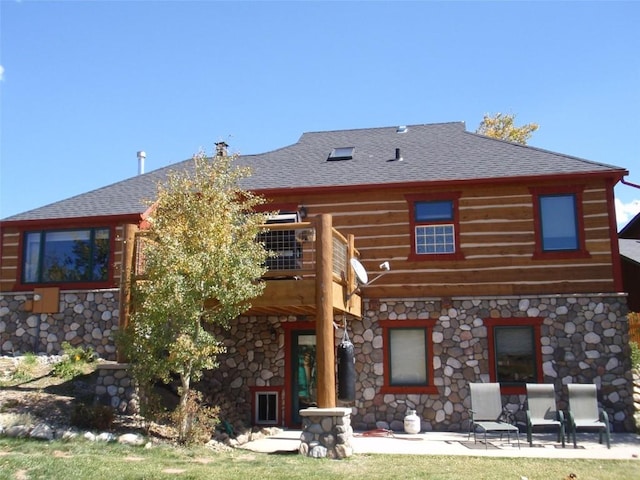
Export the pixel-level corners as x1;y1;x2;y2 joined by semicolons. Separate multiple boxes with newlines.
205;293;633;433
202;316;288;432
0;290;119;360
351;294;633;433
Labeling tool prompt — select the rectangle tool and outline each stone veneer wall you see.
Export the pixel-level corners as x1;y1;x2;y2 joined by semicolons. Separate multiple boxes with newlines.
205;293;633;434
351;294;633;433
0;290;119;361
203;315;287;431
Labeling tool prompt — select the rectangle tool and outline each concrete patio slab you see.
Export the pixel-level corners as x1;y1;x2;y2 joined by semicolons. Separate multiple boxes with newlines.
240;430;640;460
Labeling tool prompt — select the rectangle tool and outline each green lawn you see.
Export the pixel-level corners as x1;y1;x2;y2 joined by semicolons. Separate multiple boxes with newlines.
0;438;638;480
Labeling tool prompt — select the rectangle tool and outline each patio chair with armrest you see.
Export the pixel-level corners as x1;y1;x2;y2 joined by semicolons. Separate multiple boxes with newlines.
567;384;610;449
525;383;565;447
468;382;520;449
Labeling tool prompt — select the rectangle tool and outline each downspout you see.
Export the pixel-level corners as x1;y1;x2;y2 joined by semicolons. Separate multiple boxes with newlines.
611;175;639;292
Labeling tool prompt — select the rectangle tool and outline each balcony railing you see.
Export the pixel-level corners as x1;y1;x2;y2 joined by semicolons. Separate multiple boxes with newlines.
130;216;361;318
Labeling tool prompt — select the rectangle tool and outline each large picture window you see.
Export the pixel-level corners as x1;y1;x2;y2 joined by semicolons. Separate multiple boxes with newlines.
23;228;111;284
380;319;436;394
405;193;462;261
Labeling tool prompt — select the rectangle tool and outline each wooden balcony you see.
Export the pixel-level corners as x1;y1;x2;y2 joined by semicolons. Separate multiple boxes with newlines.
247;218;361;318
129;214;362;320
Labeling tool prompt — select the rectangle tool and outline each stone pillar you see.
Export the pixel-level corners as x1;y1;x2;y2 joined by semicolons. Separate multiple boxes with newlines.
299;407;353;459
94;362;139;414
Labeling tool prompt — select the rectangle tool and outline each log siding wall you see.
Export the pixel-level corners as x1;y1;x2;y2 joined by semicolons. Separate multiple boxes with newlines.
269;180;618;298
0;223;128;293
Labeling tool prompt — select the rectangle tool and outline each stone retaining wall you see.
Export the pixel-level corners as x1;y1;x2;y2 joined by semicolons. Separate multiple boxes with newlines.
0;290;119;360
94;363;139;414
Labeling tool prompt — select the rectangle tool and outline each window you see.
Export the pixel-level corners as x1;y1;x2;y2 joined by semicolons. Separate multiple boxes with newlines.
255;391;279;425
531;187;588;258
486;318;543;393
251;386;283;426
327;147;354;161
405;193;462;261
380;320;436;394
22;228;111;284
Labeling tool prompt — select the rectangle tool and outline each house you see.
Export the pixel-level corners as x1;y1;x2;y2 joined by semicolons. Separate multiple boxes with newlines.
619;212;640;312
0;122;634;433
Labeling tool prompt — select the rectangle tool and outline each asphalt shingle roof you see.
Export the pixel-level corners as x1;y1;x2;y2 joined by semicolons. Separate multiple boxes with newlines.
2;122;626;222
620;238;640;265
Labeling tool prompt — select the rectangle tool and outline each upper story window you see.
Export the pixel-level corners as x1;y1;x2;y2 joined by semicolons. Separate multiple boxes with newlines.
531;186;588;259
540;194;578;251
23;228;111;284
406;193;463;261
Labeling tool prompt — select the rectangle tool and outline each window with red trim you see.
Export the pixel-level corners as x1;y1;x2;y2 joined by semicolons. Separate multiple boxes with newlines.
22;227;111;284
485;318;543;393
405;193;463;261
380;319;437;394
530;186;589;259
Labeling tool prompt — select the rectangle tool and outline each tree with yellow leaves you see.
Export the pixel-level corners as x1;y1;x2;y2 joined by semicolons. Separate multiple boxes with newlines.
476;112;539;145
119;149;270;443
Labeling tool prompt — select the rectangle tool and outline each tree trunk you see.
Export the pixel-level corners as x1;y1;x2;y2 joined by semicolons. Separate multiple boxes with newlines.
178;371;191;443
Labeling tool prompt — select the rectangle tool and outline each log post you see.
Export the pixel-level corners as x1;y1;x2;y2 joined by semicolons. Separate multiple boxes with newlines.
117;224;137;363
315;214;336;408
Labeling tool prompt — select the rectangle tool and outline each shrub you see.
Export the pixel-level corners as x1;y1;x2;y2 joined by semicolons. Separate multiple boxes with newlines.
52;342;96;379
12;352;39;382
170;391;220;445
630;341;640;370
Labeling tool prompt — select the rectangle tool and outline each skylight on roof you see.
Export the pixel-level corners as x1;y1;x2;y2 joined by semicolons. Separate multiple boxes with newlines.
328;147;354;161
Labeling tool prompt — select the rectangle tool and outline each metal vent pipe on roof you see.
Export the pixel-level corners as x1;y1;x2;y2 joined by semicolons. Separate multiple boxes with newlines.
137;151;146;175
395;148;403;161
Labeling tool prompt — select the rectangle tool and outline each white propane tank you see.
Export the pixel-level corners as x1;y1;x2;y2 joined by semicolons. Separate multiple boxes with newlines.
404;409;421;434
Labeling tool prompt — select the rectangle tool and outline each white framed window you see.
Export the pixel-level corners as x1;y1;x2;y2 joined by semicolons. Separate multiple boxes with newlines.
405;194;463;261
251;387;282;426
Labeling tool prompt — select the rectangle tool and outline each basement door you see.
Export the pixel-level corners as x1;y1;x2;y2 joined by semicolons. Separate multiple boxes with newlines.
290;330;317;426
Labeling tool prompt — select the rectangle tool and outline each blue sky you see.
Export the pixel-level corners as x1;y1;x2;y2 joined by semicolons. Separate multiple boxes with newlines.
1;1;639;228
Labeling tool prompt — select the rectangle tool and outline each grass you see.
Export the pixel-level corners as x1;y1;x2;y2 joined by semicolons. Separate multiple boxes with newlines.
9;353;39;383
0;438;638;480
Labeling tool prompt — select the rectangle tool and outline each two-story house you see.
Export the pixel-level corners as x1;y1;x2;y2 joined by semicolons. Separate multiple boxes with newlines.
0;122;633;432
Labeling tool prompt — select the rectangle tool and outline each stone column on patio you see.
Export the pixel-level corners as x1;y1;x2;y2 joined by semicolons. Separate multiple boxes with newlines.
299;407;353;459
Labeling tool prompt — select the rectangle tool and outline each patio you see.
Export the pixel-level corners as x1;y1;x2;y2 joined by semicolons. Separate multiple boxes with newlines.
241;429;640;460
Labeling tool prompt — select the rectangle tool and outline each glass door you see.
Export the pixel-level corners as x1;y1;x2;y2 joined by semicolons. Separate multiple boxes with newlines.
291;330;317;425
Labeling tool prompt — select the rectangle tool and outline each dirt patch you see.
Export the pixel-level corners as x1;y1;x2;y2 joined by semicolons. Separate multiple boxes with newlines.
1;359;181;442
0;360;96;430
